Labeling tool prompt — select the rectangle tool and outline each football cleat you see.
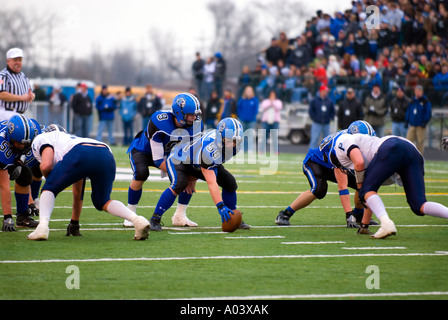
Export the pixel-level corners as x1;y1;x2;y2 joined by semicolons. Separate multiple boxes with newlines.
27;224;49;241
275;209;293;226
149;214;163;231
133;216;150;240
172;214;198;227
16;212;39;228
371;218;397;239
123;219;134;227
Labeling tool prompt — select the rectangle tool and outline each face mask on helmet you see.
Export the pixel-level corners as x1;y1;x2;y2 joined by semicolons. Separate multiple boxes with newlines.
172;93;202;127
44;124;68;133
216;118;244;155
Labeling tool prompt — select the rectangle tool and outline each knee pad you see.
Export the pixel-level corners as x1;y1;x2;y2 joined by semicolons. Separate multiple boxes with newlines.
312;181;328;200
133;166;150;182
171;175;189;195
16;165;33;187
31;164;43;179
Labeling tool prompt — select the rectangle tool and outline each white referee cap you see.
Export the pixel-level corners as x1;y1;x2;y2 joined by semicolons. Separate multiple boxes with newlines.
6;48;24;59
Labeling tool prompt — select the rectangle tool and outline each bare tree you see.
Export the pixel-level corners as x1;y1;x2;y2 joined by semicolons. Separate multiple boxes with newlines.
0;8;62;74
148;28;186;81
253;0;311;38
206;0;265;76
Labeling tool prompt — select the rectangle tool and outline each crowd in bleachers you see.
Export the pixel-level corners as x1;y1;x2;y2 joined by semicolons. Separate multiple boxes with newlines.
242;0;448;107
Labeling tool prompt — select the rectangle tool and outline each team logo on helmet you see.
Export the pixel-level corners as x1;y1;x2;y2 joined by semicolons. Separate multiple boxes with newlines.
176;98;186;109
350;126;361;134
7;122;15;135
217;122;226;133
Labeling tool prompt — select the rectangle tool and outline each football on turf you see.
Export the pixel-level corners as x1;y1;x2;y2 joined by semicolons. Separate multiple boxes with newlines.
222;209;242;232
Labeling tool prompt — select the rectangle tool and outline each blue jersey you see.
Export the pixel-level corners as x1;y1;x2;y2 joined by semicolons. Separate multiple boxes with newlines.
128;110;203;159
0;119;41;170
170;129;236;172
303;130;347;170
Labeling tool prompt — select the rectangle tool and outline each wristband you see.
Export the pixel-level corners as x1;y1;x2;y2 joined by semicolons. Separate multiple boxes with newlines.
339;189;349;196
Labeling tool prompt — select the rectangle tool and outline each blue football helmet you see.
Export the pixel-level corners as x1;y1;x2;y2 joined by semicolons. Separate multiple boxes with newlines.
7;114;38;150
171;93;202;127
216;117;244;154
348;120;376;136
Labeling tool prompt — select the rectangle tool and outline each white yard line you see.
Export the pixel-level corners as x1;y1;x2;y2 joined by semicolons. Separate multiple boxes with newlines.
282;241;346;245
2;251;448;264
342;247;407;250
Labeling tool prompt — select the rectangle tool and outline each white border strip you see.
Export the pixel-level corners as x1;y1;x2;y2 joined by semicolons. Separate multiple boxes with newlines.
178;291;448;300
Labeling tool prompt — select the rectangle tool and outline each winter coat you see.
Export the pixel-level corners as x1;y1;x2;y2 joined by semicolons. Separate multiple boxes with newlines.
390;95;411;123
120;95;137;122
337;97;364;130
71;92;92;116
405;95;432;127
363;94;388;127
95;94;116;121
309;95;335;125
237;97;259;123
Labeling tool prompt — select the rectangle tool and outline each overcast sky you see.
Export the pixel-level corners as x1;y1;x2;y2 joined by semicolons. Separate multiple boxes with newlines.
2;0;354;63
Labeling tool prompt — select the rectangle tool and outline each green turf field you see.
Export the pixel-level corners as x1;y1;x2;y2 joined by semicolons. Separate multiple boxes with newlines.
1;146;448;302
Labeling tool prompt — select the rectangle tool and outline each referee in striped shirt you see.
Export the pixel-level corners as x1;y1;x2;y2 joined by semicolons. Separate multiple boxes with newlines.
0;48;35;121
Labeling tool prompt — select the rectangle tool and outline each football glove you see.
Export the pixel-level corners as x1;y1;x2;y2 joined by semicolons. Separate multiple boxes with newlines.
357;223;371;235
2;217;16;232
346;211;360;229
9;164;22;181
66;222;82;236
216;202;232;223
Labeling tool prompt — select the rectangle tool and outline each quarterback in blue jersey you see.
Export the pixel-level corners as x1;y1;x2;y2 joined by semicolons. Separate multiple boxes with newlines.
149;117;249;231
0;114;40;231
276;121;378;229
125;93;204;228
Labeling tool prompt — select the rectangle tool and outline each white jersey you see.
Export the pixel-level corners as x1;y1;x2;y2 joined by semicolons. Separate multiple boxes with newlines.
334;134;412;170
32;131;110;166
334;134;409;186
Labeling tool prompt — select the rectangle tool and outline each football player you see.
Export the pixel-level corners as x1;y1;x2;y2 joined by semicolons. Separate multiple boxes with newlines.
333;133;448;239
148;117;249;231
124;93;204;228
27;128;150;241
442;137;448;150
276;121;378;230
0;114;40;231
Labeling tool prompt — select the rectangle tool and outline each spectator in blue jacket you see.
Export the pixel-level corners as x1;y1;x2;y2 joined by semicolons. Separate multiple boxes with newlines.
237;86;259;152
95;85;117;145
432;64;448;106
120;87;137;146
405;85;432;155
308;85;335;149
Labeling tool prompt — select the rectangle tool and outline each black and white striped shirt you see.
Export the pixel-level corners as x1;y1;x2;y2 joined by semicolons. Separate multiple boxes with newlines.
0;66;32;114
